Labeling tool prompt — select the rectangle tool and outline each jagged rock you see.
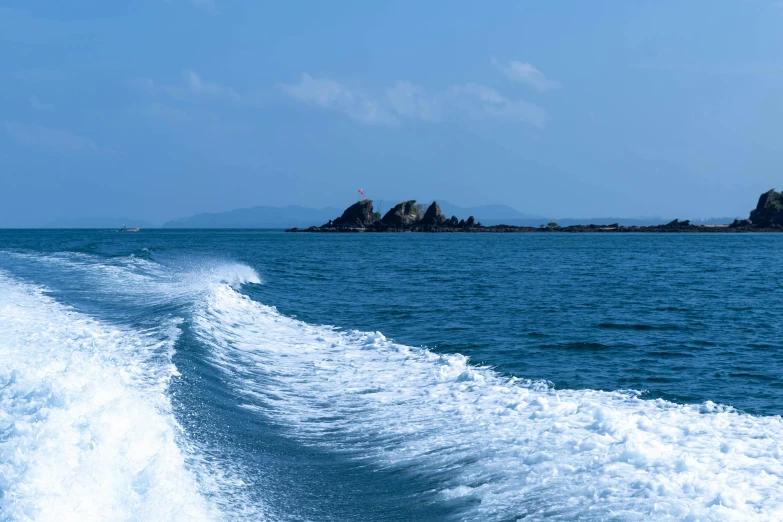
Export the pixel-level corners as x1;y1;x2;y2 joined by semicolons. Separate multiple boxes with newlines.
757;190;777;211
662;219;692;229
381;200;422;226
421;201;447;226
749;189;783;226
731;218;753;227
332;200;377;228
288;192;783;233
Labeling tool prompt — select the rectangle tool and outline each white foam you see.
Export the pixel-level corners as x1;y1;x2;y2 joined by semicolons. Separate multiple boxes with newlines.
194;283;783;521
196;262;261;288
0;251;261;306
0;272;219;521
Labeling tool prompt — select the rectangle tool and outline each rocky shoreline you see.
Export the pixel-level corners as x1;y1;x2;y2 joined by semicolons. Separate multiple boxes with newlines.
286;190;783;233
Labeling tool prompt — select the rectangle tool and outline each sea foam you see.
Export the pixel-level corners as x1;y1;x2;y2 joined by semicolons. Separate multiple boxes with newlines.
0;272;217;521
194;281;783;521
8;250;783;520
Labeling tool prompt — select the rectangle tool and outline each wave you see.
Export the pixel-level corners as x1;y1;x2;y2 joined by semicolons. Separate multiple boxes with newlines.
193;280;783;521
7;251;783;520
0;250;260;307
0;272;219;521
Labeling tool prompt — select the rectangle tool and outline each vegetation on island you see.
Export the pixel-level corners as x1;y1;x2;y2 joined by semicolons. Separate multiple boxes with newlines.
748;189;783;227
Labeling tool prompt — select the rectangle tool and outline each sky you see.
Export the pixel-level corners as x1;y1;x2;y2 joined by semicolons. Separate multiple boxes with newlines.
1;0;782;226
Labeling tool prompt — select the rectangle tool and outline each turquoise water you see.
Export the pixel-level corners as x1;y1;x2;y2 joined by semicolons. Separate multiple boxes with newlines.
2;230;783;520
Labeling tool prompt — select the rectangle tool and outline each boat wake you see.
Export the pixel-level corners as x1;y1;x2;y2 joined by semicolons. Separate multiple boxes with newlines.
0;272;220;521
194;279;783;521
4;251;783;521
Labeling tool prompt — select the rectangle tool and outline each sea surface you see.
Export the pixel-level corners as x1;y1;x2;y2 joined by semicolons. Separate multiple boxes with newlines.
2;230;783;521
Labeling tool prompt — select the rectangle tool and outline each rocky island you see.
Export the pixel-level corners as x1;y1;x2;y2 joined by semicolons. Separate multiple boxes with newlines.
287;189;783;233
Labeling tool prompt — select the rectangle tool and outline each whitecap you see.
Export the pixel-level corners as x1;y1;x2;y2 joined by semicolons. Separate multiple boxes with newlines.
193;282;783;521
0;272;219;522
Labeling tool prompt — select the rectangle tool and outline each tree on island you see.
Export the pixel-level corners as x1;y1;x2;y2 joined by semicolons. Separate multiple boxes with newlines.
749;189;783;227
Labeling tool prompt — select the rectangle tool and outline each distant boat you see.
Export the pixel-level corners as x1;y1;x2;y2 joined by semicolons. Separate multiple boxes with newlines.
119;225;141;232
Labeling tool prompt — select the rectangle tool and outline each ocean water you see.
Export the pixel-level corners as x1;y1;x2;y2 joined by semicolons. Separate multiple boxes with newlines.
2;230;783;521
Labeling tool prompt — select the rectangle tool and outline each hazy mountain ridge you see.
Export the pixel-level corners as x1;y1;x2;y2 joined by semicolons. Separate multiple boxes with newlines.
162;205;343;228
435;201;543;221
44;203;740;230
42;217;158;229
480;217;740;227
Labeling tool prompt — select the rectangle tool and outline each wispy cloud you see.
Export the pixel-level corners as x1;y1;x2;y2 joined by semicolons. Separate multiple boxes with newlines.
385;81;441;122
133;70;242;103
29;95;53;111
279;74;399;125
183;70;238;99
281;73;549;128
131;77;161;95
5;122;97;153
449;83;550;126
492;58;561;92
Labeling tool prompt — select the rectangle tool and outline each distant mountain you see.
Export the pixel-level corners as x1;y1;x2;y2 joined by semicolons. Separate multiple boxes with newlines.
435;201;543;222
689;217;743;225
433;202;739;227
433;202;675;226
162;205;343;228
162;201;741;229
43;217;158;229
164;201;534;229
478;217;740;227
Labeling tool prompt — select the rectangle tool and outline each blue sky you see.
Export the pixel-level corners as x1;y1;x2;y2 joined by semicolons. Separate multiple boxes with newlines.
1;0;782;226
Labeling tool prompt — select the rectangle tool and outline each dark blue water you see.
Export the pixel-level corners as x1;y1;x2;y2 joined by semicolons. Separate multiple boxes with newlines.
3;230;783;521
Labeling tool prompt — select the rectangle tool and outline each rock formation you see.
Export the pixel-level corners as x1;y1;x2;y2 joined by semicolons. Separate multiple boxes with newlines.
420;201;447;226
330;200;379;229
664;219;690;229
381;200;423;227
747;189;783;227
287;191;783;233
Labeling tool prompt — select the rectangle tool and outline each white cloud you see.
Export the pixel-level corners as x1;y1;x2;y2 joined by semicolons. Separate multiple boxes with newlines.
385;81;441;122
492;58;561;92
5;122;97;153
131;77;160;94
279;74;398;126
449;83;550;126
281;72;550;128
183;70;237;99
29;95;53;111
132;71;240;102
